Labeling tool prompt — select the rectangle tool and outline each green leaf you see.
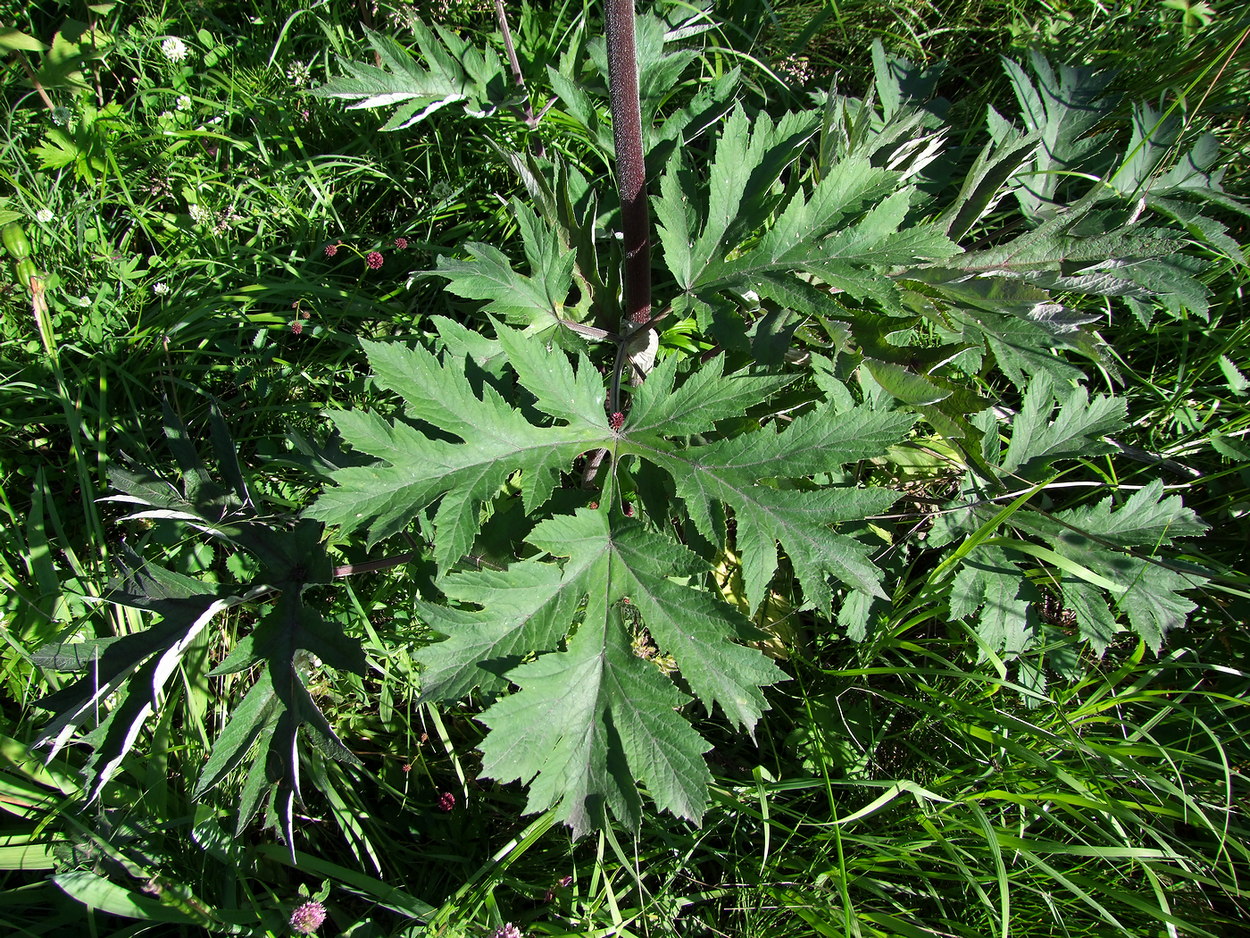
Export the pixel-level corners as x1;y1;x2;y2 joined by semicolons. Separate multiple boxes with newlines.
944;479;1209;655
673;135;957;298
307;338;606;558
939;129;1040;240
433;200;577;333
949;545;1036;655
1001;374;1126;475
862;358;951;407
31;129;82;172
1114;565;1202;652
417;558;577;702
35;562;252;800
0;28;47;52
1034;482;1208;651
495;319;606;426
312;326;907;828
632;401;910;608
993;53;1118;222
1059;579;1119;654
54;871;202;924
35;412;363;849
470;509;780;833
33;22;102;93
655;109;919;296
312;26;510;129
1050;480;1207;549
626;353;796;438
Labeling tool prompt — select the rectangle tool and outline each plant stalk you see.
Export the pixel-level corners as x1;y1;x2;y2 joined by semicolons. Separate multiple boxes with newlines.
15;53;57;111
604;0;651;326
494;0;530;121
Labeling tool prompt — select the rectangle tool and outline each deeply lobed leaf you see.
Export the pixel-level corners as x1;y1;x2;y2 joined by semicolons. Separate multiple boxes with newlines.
310;327;910;828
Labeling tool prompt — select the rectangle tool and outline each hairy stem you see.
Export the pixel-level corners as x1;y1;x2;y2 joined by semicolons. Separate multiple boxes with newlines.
494;0;529;118
332;552;420;578
494;0;547;155
16;54;57;111
605;0;651;326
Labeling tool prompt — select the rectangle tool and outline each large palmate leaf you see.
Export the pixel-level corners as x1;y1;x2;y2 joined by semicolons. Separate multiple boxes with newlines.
656;107;956;305
426;510;779;833
308;324;910;829
312;25;512;130
32;405;364;848
931;380;1208;657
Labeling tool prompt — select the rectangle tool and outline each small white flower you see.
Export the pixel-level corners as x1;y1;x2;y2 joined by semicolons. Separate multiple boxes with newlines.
35;208;55;224
161;37;189;62
189;204;212;225
153;281;171;296
286;60;312;88
176;95;192;111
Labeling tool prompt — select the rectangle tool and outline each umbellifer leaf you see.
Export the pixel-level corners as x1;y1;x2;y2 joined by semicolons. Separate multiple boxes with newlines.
311;325;910;830
461;509;781;834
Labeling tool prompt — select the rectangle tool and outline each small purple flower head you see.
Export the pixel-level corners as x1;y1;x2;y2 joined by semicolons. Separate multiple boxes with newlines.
366;250;384;270
394;237;409;249
437;791;456;812
609;411;625;431
291;320;304;336
289;900;327;935
324;242;339;257
489;925;522;938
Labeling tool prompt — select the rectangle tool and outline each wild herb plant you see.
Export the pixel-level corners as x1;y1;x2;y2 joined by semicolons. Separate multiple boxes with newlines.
5;1;1250;934
27;0;1241;840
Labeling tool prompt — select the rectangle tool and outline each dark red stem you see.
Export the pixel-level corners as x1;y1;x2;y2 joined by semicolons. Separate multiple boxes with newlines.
605;0;651;325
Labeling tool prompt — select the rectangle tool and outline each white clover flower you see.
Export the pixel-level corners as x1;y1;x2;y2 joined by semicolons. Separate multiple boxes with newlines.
189;204;212;225
35;208;55;224
176;95;192;111
153;281;171;296
161;37;189;62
